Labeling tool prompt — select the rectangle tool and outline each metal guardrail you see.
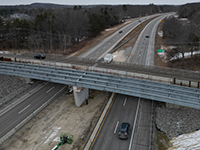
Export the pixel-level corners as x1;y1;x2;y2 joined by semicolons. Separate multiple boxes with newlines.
0;61;200;109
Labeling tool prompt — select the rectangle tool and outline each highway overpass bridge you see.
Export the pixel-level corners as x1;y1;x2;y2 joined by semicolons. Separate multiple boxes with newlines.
0;60;200;109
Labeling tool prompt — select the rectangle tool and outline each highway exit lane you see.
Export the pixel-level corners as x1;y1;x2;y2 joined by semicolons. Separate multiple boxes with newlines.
0;82;66;139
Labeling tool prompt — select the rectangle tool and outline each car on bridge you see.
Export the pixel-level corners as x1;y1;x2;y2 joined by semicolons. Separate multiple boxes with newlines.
34;53;46;59
118;122;130;139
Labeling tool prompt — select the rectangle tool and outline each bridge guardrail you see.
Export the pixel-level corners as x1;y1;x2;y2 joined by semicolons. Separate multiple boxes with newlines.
0;56;200;89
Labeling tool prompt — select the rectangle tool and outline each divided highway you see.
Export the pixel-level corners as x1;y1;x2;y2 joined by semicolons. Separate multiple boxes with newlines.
0;82;66;139
129;13;172;65
80;14;159;60
90;13;172;150
0;13;171;148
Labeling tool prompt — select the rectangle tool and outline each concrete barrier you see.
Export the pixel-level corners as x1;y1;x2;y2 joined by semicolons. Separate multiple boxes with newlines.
84;93;115;150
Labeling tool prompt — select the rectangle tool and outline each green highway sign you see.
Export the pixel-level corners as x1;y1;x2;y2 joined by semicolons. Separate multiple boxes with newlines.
157;49;164;53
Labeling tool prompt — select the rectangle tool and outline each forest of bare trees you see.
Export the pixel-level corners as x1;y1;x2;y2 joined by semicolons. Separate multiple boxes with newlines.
0;3;176;53
162;2;200;69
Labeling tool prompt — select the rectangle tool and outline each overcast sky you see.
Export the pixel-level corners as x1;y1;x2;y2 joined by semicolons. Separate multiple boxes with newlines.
0;0;199;6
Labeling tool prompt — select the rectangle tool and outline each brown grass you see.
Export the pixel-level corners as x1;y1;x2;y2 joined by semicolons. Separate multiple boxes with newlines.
154;19;168;68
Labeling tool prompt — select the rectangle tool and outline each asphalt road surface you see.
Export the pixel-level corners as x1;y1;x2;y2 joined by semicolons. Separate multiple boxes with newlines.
91;94;153;150
92;94;138;150
80;14;159;60
0;82;66;139
129;13;172;65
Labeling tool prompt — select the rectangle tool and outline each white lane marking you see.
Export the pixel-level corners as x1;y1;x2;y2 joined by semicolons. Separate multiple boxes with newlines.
123;98;127;106
0;86;67;136
128;97;141;150
46;86;55;93
114;121;119;133
18;104;31;114
0;82;49;117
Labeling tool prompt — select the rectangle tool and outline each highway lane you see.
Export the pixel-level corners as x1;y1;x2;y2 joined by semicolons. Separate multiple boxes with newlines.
131;99;153;150
0;82;66;139
80;15;159;60
91;14;172;150
0;13;165;147
92;94;139;150
129;13;172;65
91;95;153;150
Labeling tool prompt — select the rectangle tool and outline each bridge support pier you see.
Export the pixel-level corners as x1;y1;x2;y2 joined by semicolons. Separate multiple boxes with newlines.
73;86;89;107
24;77;34;84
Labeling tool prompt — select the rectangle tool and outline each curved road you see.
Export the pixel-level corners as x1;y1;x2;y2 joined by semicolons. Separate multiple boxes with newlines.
80;14;159;60
128;13;173;65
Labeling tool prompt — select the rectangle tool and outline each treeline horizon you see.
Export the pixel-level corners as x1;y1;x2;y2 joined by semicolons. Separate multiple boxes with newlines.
0;3;177;53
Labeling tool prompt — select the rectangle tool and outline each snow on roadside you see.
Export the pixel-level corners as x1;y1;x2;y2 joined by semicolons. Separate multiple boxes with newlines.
168;130;200;150
105;28;117;31
157;45;200;62
158;31;163;37
44;126;61;144
124;20;131;24
170;50;200;61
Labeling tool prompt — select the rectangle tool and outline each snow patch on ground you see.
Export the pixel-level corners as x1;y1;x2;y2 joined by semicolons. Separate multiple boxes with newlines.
169;130;200;150
124;21;131;24
170;50;200;61
44;126;61;144
158;31;163;37
157;45;200;61
112;51;119;58
105;28;117;31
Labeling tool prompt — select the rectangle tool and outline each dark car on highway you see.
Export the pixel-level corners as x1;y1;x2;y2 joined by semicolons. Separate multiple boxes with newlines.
119;30;123;33
34;53;46;59
118;122;130;139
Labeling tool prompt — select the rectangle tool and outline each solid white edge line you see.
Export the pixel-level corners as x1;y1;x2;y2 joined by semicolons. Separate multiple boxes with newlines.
0;82;49;117
128;97;141;150
114;121;119;134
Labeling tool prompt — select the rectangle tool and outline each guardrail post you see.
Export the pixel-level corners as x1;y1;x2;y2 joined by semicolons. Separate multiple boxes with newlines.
173;78;176;84
189;81;191;87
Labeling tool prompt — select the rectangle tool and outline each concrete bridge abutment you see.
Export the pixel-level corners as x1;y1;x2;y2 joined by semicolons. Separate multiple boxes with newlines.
73;86;89;107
